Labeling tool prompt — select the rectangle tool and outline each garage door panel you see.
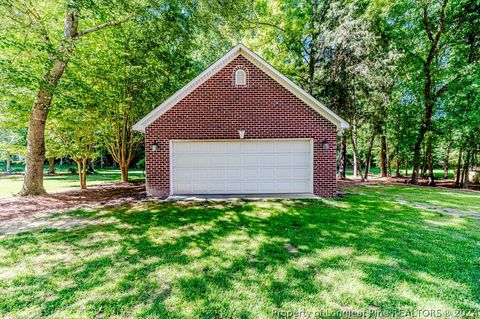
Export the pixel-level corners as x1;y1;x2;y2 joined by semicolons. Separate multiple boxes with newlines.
208;143;225;153
174;143;192;153
242;143;260;153
209;182;226;192
243;182;259;192
226;168;242;179
292;168;309;178
226;182;242;192
191;183;209;193
192;143;209;153
174;168;191;179
192;169;208;179
291;154;310;165
259;182;275;192
208;168;225;179
210;156;226;166
276;182;292;192
276;155;291;165
258;167;275;178
244;168;258;178
259;155;276;165
289;181;309;192
225;155;242;166
243;155;258;165
172;140;312;194
225;143;241;152
260;142;276;152
276;167;292;178
174;183;191;193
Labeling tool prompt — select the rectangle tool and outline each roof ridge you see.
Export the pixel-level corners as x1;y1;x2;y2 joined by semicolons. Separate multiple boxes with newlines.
133;44;348;132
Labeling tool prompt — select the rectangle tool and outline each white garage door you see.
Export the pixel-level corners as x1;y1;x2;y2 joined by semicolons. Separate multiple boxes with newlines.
171;140;312;194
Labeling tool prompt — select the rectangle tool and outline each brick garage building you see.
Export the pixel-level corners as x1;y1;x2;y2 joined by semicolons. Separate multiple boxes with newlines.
133;44;348;197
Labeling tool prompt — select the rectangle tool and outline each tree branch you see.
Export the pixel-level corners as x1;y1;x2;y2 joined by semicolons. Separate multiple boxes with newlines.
433;0;449;45
425;0;449;67
76;16;131;38
422;2;434;43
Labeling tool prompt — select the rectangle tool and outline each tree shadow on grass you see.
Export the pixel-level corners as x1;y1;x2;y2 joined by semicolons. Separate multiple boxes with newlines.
0;195;479;318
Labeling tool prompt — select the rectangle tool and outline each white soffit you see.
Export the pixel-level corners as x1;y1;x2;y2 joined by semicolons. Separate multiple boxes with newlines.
133;44;349;132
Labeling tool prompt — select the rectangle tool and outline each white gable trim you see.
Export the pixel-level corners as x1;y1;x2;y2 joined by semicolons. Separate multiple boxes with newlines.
133;44;349;132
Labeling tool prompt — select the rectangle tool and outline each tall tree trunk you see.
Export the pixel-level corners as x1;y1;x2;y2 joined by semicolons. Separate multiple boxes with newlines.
21;104;50;194
105;57;137;183
421;144;428;178
386;138;392;177
380;135;388;177
76;160;83;189
363;133;376;180
19;7;129;195
100;151;104;168
461;151;470;188
81;158;88;189
405;160;409;176
349;128;364;182
412;0;448;184
338;132;347;179
455;147;463;187
48;157;55;175
412;102;433;184
6;153;11;174
120;164;129;182
395;156;401;177
386;147;392;177
20;7;78;195
443;140;451;179
352;125;359;177
427;138;435;186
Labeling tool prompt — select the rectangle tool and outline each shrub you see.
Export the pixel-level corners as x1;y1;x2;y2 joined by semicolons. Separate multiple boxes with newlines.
136;158;145;169
473;172;480;184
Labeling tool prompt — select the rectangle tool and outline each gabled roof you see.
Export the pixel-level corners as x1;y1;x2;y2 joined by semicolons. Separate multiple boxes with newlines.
133;44;349;132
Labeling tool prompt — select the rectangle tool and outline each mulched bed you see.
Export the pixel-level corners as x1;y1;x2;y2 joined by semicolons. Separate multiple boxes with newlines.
0;182;146;222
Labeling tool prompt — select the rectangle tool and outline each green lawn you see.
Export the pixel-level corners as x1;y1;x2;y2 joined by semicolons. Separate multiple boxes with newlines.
0;185;479;318
0;168;145;197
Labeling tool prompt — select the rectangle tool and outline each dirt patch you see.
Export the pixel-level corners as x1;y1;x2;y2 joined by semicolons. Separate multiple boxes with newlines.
0;182;147;222
395;199;480;218
284;243;299;253
0;215;118;235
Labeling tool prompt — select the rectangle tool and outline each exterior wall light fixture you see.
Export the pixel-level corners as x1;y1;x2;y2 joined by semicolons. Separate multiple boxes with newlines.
150;143;160;152
320;140;330;150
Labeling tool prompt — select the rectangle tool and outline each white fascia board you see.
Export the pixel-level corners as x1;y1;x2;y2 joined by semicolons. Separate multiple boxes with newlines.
133;44;349;132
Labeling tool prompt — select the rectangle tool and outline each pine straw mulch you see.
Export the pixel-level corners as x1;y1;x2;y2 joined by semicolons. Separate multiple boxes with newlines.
0;182;147;222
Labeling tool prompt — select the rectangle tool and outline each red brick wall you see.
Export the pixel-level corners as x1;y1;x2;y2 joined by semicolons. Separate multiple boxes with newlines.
145;55;337;197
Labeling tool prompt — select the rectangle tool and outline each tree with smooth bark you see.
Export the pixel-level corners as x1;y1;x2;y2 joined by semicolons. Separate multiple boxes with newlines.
1;0;132;194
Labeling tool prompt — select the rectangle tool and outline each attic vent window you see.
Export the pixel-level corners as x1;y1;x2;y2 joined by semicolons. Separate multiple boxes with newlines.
235;69;247;86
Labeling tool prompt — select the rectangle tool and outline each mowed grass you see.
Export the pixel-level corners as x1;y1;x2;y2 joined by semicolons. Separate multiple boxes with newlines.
0;185;479;318
0;168;145;197
346;184;480;213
